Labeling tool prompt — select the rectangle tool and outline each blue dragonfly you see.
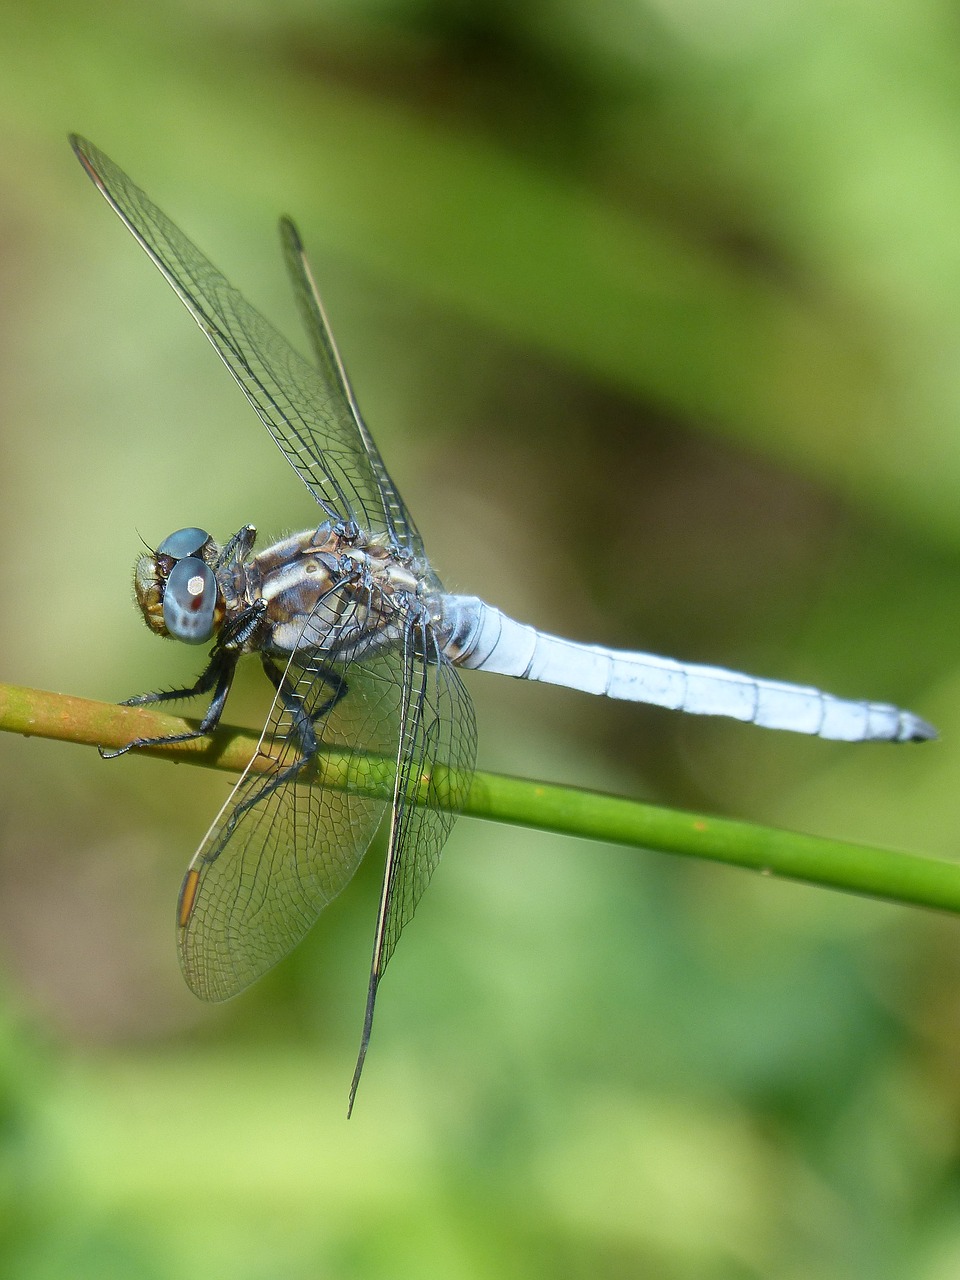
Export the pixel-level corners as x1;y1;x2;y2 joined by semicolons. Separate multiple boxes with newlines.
72;136;935;1110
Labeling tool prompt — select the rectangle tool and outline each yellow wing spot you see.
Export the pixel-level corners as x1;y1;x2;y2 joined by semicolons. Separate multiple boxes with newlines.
178;867;201;929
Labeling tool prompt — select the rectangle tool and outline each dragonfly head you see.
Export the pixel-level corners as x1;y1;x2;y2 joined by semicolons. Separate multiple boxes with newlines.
135;527;225;645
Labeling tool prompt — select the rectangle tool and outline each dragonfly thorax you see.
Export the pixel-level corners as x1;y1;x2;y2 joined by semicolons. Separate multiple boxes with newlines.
249;527;428;661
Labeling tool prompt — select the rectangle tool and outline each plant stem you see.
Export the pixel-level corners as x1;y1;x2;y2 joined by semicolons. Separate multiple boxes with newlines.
2;680;955;914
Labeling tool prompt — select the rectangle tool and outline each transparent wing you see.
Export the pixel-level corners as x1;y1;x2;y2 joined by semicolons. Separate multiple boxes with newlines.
349;626;477;1112
177;649;404;1002
71;135;393;533
280;218;425;559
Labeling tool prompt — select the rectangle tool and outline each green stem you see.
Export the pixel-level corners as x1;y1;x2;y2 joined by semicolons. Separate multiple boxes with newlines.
2;680;955;914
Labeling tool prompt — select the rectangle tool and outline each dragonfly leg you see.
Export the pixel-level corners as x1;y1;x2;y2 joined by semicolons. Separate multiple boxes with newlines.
216;524;257;569
218;599;268;650
260;656;347;753
101;649;239;758
200;658;349;856
229;656;348;803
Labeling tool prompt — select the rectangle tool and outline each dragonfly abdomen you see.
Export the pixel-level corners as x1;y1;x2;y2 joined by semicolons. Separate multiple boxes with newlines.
439;595;934;743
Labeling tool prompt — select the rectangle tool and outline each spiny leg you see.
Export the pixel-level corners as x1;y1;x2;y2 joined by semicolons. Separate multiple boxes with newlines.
215;524;257;569
261;655;347;745
178;655;354;929
103;602;268;759
205;656;349;842
102;649;239;758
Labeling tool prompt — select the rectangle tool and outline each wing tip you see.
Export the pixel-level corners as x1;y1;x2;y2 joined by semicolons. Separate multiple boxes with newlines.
69;134;112;196
279;215;303;254
346;970;380;1118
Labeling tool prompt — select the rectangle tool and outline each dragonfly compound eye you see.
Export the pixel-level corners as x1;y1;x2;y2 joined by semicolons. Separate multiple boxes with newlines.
163;557;219;644
156;527;211;560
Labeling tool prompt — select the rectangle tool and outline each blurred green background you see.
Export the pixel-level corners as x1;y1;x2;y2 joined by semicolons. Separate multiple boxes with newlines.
1;1;959;1276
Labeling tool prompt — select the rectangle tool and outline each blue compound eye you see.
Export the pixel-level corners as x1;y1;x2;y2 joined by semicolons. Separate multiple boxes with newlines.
163;557;218;644
156;527;210;560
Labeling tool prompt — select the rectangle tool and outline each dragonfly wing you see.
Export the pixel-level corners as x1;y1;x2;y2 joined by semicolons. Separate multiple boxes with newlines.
280;218;425;559
71;135;388;533
177;649;404;1002
349;624;477;1112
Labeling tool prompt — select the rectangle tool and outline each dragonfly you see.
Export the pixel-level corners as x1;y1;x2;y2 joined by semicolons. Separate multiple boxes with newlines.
72;135;935;1111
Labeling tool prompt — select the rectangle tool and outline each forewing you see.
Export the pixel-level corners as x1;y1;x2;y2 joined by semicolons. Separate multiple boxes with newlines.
177;650;404;1001
71;135;387;531
280;218;426;559
349;629;477;1110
